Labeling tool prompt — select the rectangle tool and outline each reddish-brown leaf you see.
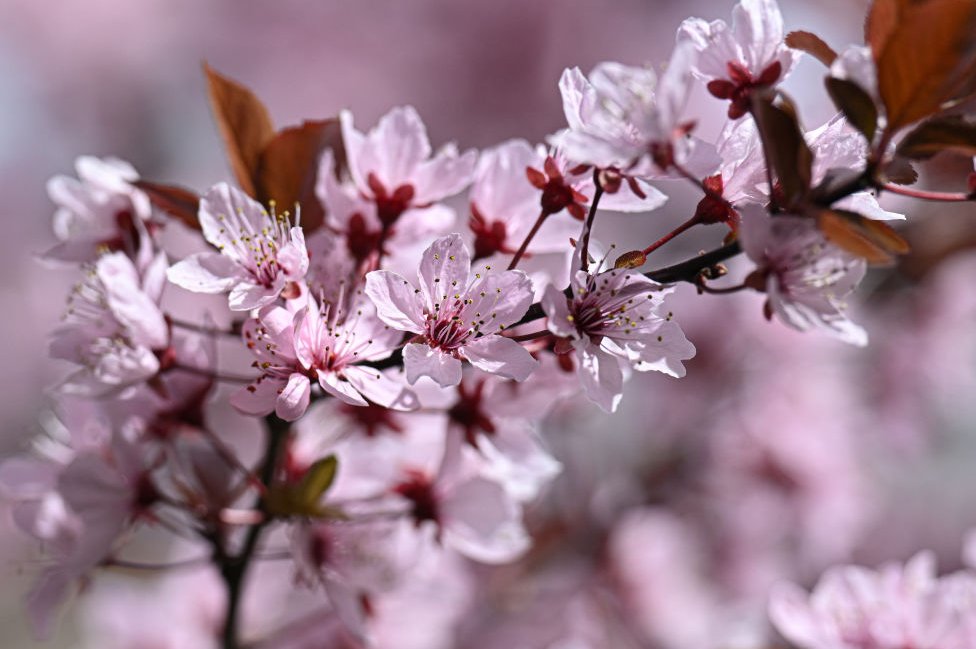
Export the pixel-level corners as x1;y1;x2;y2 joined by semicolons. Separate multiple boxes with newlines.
785;31;838;67
203;63;275;197
895;115;976;159
825;77;878;141
817;209;910;265
256;119;344;233
133;180;201;231
869;0;976;131
750;93;813;209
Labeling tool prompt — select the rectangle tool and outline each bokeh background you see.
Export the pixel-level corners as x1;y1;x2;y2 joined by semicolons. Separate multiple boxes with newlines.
2;0;976;647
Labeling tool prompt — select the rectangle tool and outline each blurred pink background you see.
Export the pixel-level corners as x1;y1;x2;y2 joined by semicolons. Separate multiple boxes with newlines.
3;0;976;647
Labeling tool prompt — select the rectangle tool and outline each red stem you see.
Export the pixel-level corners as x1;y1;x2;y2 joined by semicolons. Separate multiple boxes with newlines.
641;216;701;257
881;184;971;202
508;210;549;270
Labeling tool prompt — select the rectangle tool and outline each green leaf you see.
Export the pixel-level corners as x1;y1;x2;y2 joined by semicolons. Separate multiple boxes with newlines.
825;77;878;142
895;116;976;159
298;455;339;509
750;93;813;209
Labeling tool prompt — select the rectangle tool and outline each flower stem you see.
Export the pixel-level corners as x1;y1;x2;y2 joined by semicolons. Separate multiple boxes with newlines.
641;215;701;257
219;415;289;649
508;210;549;270
579;170;605;272
880;183;971;202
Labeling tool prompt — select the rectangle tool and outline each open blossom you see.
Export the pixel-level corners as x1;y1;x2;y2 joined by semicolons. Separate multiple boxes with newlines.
468;140;581;260
542;260;695;413
678;0;798;118
553;43;712;174
769;552;976;649
739;205;868;346
317;149;454;266
44;156;153;264
231;299;416;421
21;436;157;638
341;106;476;229
365;234;537;388
167;182;309;311
50;251;169;398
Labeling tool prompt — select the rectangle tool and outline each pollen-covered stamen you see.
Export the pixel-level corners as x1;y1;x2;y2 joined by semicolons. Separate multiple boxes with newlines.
212;201;295;288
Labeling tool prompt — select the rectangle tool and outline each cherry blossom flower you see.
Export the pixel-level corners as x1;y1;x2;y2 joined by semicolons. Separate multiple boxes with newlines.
231;299;417;421
468;140;581;260
678;0;798;118
50;251;169;398
341;106;476;229
24;436;157;638
166;182;309;311
316;149;454;267
807;115;903;221
542;259;695;412
43;156;153;264
739;205;868;346
443;374;563;501
552;43;714;174
391;440;531;564
290;518;420;644
365;234;538;387
769;552;976;649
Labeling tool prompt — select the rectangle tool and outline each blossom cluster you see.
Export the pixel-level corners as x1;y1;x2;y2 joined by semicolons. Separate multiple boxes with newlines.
4;0;976;647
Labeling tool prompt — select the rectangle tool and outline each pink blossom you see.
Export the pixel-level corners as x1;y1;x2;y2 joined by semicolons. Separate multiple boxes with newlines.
552;43;714;174
391;450;531;563
231;298;417;421
43;156;153;264
340;106;476;228
830;46;878;105
365;233;538;387
806;116;903;221
468;140;582;260
25;436;156;638
316;149;454;267
678;0;798;118
290;518;420;644
166;182;309;311
542;263;695;412
739;205;868;346
50;251;169;397
444;374;563;501
769;552;976;649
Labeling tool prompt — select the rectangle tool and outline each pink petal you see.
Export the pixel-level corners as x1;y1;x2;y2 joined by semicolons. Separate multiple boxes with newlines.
364;270;425;333
166;252;242;294
418;234;471;311
459;270;534;335
228;279;283;312
441;476;529;564
578;345;624;413
343;366;419;411
275;373;312;421
230;378;286;417
412;144;477;204
460;336;537;382
403;343;462;387
541;284;576;338
318;369;369;407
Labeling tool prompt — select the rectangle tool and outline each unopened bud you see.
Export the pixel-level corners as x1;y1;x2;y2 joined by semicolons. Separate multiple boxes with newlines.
614;250;647;269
